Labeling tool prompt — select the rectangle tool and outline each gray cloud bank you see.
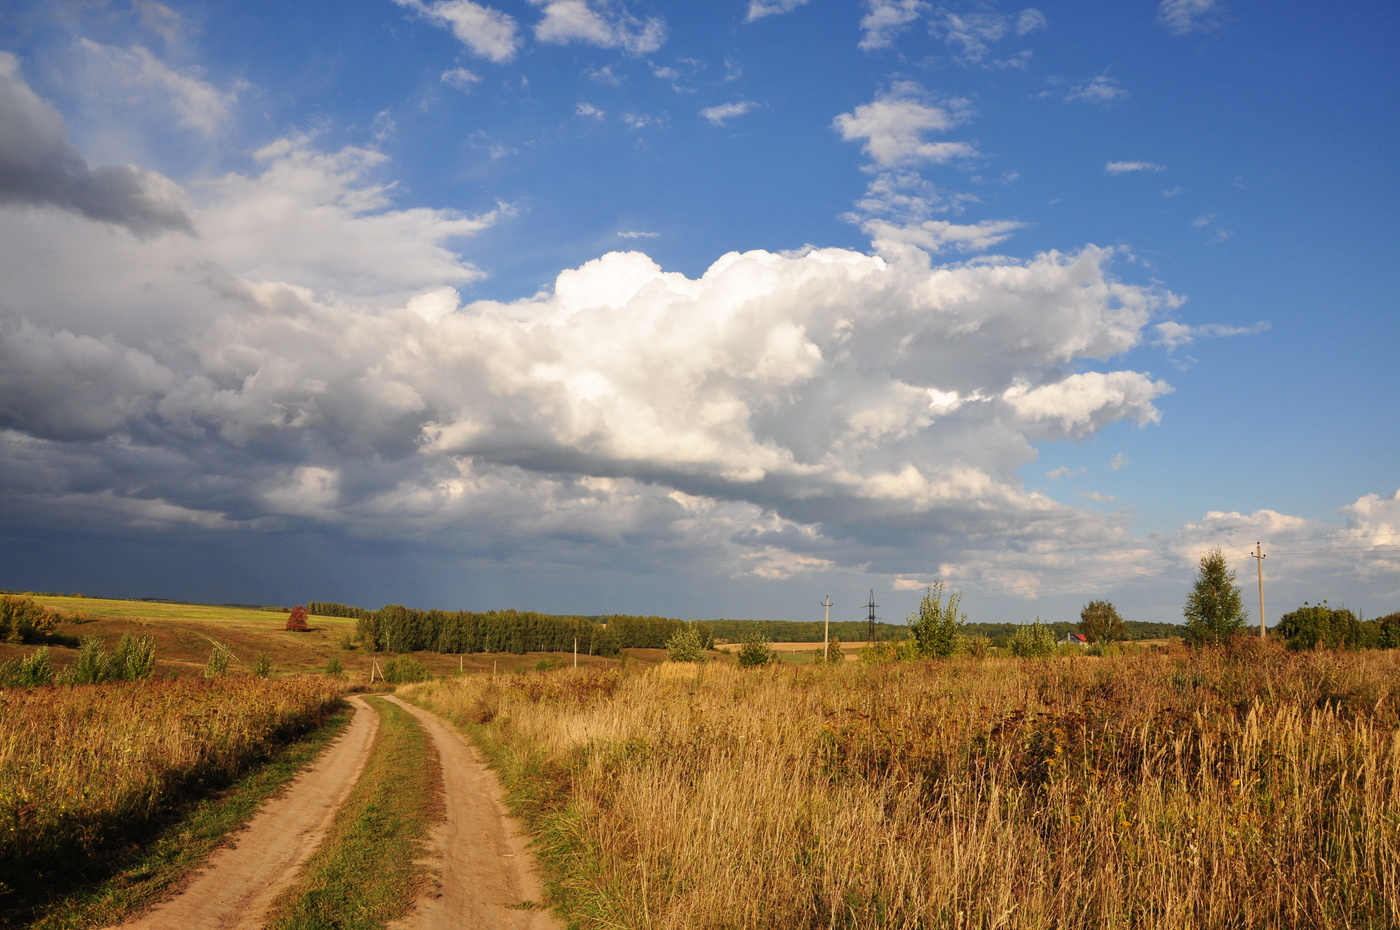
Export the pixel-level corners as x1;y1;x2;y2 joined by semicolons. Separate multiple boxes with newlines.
0;55;1394;616
0;53;191;236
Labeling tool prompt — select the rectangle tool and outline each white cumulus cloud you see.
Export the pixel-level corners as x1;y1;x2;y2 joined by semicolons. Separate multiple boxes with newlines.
393;0;521;62
833;83;976;168
530;0;666;54
700;101;756;126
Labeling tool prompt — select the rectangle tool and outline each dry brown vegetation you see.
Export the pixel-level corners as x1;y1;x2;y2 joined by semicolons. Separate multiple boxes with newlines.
0;677;344;903
409;643;1400;929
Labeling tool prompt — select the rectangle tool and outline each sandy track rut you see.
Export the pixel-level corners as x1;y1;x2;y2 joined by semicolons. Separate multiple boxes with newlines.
111;694;379;930
385;695;563;930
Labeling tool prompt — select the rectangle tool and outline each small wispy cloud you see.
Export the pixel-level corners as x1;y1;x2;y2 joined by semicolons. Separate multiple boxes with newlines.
1108;453;1130;471
1154;320;1269;351
700;100;756;126
1158;0;1223;36
1106;160;1165;174
617;230;659;239
441;67;481;90
1046;466;1085;481
576;101;605;119
1067;74;1126;103
1080;490;1117;502
746;0;810;22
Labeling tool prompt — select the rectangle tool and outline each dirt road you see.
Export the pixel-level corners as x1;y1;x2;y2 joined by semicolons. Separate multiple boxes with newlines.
113;695;379;930
385;696;563;930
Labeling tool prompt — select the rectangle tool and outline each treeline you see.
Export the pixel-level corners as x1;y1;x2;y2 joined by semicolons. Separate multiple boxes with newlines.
306;600;374;620
1276;605;1400;651
348;604;715;656
708;619;905;643
960;620;1183;647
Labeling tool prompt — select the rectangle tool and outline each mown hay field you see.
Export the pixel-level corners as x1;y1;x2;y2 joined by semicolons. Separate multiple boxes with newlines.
410;644;1400;929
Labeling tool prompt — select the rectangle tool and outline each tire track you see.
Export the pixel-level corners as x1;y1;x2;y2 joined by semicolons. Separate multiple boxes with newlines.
110;695;379;930
384;696;563;930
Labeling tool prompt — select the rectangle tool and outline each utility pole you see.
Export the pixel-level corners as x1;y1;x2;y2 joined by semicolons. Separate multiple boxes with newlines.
574;636;578;669
866;589;879;644
1250;541;1267;638
822;595;833;660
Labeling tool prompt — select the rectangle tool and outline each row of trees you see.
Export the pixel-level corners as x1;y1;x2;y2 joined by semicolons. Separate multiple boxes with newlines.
349;603;713;657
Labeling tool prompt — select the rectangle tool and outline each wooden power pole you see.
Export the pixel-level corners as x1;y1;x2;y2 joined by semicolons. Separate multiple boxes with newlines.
1250;541;1267;638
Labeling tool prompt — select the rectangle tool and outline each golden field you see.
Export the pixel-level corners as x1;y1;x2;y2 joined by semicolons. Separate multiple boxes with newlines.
409;643;1400;929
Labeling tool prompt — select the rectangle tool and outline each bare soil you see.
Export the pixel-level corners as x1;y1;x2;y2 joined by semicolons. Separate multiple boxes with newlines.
108;695;379;930
385;696;563;930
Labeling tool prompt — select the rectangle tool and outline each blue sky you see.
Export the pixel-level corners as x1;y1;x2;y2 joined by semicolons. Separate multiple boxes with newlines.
0;0;1396;627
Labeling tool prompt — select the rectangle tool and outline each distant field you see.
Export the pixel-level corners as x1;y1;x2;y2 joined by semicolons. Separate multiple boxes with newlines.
0;594;635;682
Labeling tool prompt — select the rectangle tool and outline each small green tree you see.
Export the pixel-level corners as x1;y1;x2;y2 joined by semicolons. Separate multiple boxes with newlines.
1183;548;1247;646
252;654;274;678
66;636;113;684
1079;600;1127;644
821;635;845;665
204;640;232;678
1009;619;1056;658
665;624;709;663
325;655;345;677
110;633;156;681
737;632;775;668
18;647;55;686
907;582;966;658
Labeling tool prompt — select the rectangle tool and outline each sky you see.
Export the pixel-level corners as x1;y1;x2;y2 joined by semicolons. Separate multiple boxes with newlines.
0;0;1397;627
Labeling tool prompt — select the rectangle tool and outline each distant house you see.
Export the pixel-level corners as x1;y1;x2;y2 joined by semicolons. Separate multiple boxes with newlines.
1061;633;1089;646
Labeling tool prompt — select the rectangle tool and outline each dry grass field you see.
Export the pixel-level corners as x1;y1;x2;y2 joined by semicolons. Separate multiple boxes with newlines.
0;678;345;906
409;643;1400;929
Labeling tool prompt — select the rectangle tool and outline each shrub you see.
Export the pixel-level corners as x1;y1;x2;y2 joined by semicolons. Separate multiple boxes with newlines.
64;636;113;685
339;633;358;651
204;640;233;678
665;624;710;663
286;606;310;632
858;641;899;665
381;655;430;683
252;654;274;678
908;582;966;658
818;636;845;665
737;632;776;668
0;648;55;687
1008;619;1056;658
1277;602;1372;650
0;595;59;644
110;633;156;681
325;656;344;677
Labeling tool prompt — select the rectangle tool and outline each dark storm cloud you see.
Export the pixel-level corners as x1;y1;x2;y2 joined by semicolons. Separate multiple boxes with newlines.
0;52;192;236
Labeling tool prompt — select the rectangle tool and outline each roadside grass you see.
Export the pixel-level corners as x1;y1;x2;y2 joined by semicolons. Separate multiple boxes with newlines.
21;705;353;930
0;678;346;928
409;646;1400;929
264;695;442;930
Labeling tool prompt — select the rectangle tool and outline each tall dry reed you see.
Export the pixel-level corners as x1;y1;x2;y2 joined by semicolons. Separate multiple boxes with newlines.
411;644;1400;929
0;677;344;886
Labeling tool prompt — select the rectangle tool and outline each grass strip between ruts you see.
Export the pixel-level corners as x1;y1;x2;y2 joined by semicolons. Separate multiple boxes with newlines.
264;695;443;930
23;703;355;930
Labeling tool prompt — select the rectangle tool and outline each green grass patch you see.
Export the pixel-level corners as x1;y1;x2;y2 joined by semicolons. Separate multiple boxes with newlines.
264;696;442;930
20;704;354;930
